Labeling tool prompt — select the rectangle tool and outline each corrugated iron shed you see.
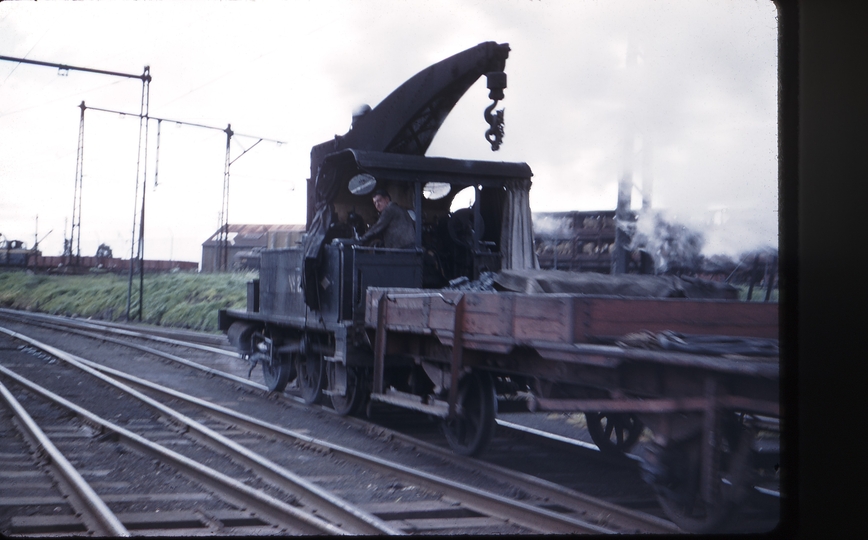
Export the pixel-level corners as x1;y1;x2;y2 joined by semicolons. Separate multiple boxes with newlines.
201;224;306;273
202;224;305;247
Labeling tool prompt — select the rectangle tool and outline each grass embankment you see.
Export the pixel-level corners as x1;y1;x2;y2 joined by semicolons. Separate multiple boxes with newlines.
0;271;255;333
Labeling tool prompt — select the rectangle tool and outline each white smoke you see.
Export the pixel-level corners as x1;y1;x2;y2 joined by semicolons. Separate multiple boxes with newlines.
532;214;573;238
630;208;704;273
632;207;778;277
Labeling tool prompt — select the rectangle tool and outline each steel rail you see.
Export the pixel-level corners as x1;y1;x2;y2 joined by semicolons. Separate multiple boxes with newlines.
0;362;345;536
0;325;400;535
0;311;681;532
358;418;682;534
7;312;778;527
0;379;130;537
0;311;332;415
498;419;780;499
496;419;604;452
0;313;266;389
0;309;239;358
1;312;776;525
0;321;609;533
78;317;231;347
0;310;308;404
62;356;621;534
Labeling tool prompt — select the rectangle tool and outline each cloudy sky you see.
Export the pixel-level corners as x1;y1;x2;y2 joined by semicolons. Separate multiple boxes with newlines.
0;0;778;265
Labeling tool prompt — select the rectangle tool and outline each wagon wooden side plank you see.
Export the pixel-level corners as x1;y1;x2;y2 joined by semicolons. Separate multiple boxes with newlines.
574;297;779;342
367;289;779;345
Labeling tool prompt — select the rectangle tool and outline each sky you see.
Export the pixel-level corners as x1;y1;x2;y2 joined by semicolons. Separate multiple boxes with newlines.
0;0;779;266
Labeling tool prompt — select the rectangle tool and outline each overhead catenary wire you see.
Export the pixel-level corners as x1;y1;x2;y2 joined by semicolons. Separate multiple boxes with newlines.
81;103;286;273
0;79;127;120
81;104;285;144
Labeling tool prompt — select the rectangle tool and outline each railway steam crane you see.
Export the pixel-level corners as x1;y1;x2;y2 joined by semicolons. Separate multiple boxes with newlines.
219;42;779;534
301;41;515;305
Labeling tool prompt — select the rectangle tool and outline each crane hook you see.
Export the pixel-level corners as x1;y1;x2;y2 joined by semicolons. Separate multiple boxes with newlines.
484;71;507;151
484;101;505;151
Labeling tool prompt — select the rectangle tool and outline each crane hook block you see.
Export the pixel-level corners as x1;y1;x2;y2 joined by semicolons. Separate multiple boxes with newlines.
486;71;507;101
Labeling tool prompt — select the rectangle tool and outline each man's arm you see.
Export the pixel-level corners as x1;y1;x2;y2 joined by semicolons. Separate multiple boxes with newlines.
360;204;397;243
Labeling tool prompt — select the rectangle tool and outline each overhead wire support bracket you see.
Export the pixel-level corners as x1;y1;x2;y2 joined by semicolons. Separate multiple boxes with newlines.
229;138;264;166
0;55;150;82
81;105;285;146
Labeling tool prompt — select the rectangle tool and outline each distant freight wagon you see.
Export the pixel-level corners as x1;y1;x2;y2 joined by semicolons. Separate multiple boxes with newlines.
0;246;198;274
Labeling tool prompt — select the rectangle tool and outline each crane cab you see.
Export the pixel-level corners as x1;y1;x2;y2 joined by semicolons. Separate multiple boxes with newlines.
299;149;534;325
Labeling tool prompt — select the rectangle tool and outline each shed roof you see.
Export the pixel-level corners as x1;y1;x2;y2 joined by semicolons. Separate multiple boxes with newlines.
202;224;305;247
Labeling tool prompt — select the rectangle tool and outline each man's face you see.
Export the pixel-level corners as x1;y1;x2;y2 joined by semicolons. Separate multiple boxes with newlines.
372;195;389;212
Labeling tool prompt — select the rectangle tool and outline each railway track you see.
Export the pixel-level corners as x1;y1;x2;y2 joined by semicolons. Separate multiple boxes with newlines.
0;377;127;536
0;330;377;535
0;309;778;534
0;311;680;535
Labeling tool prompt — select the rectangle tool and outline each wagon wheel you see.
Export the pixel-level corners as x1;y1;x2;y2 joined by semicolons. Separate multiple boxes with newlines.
442;371;497;456
258;352;293;393
328;365;367;416
646;414;755;533
585;412;644;455
295;353;323;405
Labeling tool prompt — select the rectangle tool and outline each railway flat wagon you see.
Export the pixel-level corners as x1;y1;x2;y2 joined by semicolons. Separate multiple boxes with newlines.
363;281;778;532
